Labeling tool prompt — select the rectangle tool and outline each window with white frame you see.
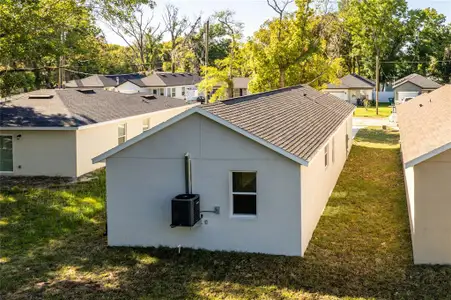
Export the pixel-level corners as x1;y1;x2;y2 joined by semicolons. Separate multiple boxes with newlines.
181;87;186;96
332;137;335;163
160;88;164;96
118;123;127;144
142;118;151;131
231;171;257;216
324;144;329;168
171;87;176;97
0;135;13;172
152;89;157;95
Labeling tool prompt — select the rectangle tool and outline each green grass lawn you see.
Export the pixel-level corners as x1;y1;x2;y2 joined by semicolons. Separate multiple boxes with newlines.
1;128;451;299
354;103;393;118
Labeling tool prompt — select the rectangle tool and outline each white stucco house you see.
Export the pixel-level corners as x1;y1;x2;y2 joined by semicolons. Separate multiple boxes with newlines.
324;73;375;104
93;85;355;256
398;85;451;265
393;73;441;103
0;89;197;177
115;72;202;100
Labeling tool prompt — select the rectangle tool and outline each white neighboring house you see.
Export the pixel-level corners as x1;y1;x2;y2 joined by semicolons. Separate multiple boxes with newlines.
93;85;355;256
323;73;375;104
0;89;197;177
115;72;202;100
393;73;441;103
398;85;451;265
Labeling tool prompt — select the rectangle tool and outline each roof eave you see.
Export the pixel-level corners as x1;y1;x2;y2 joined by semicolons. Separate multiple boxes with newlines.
404;141;451;168
92;107;309;166
0;126;78;131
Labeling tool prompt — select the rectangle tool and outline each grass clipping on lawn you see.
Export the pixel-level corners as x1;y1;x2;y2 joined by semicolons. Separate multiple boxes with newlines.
1;127;451;299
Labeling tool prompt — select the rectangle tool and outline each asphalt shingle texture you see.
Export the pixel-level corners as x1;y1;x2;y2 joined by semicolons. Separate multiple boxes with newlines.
397;85;451;165
393;73;442;89
66;74;145;88
326;74;375;89
130;73;202;87
0;89;188;127
202;85;355;162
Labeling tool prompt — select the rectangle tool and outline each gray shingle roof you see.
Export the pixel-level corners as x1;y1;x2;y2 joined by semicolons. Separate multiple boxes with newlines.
65;75;117;88
326;74;375;89
393;73;442;89
397;85;451;166
202;85;355;161
128;72;202;87
66;74;146;88
0;89;188;127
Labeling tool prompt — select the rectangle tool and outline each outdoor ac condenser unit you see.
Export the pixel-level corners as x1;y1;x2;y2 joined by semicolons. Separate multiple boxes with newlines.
171;194;200;227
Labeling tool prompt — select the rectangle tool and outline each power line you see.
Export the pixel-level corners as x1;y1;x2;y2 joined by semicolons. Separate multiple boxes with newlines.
381;60;451;64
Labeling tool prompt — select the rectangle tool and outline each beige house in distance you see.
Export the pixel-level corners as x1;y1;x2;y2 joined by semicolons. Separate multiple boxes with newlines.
115;72;202;100
397;85;451;264
323;73;375;104
393;73;441;102
232;77;250;97
0;89;197;177
93;85;354;256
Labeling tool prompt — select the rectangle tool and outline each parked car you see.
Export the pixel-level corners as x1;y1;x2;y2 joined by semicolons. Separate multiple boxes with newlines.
186;95;206;104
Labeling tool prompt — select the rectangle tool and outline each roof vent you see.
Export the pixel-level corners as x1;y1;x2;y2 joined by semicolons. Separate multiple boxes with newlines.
142;95;156;100
171;74;177;77
77;89;96;94
180;74;185;77
160;74;167;77
28;94;53;99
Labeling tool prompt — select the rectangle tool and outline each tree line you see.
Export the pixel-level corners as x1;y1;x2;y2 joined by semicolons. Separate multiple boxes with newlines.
1;0;450;98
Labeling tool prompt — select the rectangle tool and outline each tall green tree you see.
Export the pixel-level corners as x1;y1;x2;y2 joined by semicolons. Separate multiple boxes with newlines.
248;0;342;92
403;8;451;82
341;0;408;79
0;0;102;93
96;0;162;71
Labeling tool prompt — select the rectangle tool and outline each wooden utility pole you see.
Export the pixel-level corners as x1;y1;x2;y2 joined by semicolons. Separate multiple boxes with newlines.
375;50;380;115
58;57;62;89
204;19;209;103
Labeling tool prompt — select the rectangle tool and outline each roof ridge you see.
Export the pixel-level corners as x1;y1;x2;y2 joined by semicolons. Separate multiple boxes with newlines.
202;84;306;106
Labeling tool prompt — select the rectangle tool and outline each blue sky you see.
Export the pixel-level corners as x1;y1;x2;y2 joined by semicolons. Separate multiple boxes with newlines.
100;0;451;45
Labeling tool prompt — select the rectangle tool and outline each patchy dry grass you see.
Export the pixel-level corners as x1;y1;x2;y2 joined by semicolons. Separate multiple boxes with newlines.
354;103;392;118
1;129;451;299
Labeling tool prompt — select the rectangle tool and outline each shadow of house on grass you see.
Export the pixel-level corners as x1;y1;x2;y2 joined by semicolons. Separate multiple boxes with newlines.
0;106;95;127
1;129;451;299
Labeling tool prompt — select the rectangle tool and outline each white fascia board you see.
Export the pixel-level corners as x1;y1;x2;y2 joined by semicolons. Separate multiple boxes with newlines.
404;142;451;168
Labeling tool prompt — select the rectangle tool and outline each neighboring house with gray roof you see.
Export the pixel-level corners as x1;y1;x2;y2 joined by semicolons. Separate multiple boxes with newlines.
323;73;375;104
115;72;202;100
0;89;198;177
393;73;441;102
65;74;145;89
398;85;451;264
93;85;354;256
